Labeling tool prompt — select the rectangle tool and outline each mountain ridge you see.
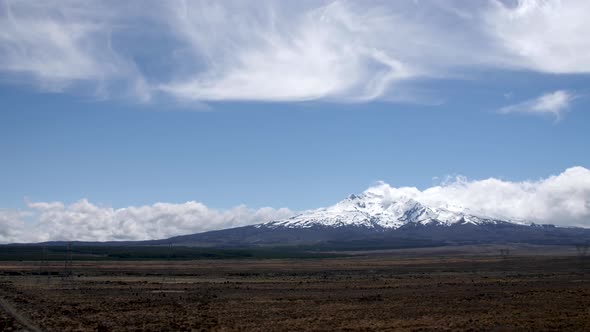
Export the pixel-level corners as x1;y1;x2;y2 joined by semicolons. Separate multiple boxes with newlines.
4;192;589;248
145;191;589;248
258;191;524;230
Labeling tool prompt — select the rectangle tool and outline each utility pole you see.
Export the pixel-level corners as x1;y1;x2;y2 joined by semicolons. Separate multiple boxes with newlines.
38;246;49;284
499;248;510;259
576;243;589;257
576;243;589;273
62;242;73;285
163;242;174;283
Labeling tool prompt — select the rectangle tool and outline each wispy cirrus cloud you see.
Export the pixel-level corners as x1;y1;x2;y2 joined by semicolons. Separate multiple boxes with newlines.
0;0;150;99
484;0;590;74
0;1;114;83
499;90;574;120
157;1;456;102
0;0;589;103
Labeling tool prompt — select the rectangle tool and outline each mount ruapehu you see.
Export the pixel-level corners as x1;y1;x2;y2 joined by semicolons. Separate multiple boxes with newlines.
139;191;590;249
9;191;590;249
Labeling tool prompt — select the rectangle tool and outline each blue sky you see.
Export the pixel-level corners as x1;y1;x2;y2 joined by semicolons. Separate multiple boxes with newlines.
2;71;588;211
1;0;589;242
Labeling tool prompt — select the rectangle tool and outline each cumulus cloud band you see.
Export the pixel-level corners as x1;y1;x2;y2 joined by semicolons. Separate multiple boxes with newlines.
366;167;590;228
0;201;294;244
1;167;590;243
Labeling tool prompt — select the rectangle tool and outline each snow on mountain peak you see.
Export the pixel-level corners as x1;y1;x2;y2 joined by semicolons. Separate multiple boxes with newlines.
261;191;512;229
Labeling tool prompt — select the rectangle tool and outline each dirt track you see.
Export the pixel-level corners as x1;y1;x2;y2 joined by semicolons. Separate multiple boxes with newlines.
0;296;43;332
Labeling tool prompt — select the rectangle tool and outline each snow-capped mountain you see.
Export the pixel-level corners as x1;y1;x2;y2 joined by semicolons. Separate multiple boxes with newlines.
20;191;590;249
259;192;519;230
144;191;588;248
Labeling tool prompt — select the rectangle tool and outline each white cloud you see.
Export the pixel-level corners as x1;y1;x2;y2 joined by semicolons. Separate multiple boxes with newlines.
484;0;590;73
157;1;427;101
0;0;149;99
366;166;590;227
499;90;573;120
1;1;589;103
0;209;36;243
2;167;590;243
0;200;294;244
0;1;109;82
